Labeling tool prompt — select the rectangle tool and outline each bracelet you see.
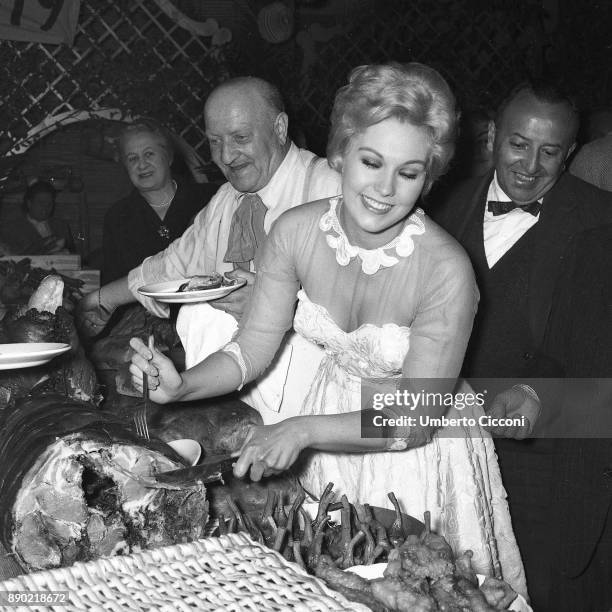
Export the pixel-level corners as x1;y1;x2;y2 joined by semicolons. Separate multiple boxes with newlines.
512;384;542;434
512;384;540;403
98;288;113;316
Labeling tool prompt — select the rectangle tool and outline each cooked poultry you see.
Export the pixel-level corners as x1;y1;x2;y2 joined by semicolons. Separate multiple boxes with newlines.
371;575;438;611
455;576;498;612
264;484;519;611
315;554;387;612
480;576;518;610
214;482;519;611
391;532;455;581
431;574;473;611
455;550;479;585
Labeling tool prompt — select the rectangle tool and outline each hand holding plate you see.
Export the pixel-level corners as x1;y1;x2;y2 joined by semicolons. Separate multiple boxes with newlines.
210;269;255;322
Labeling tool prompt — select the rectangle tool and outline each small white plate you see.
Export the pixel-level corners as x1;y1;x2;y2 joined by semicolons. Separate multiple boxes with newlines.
0;342;71;370
138;277;246;304
167;439;202;466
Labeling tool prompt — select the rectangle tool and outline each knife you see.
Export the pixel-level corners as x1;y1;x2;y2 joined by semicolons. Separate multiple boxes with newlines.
153;453;235;486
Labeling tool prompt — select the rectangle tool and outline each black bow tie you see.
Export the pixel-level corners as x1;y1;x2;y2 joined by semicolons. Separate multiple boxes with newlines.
487;200;542;217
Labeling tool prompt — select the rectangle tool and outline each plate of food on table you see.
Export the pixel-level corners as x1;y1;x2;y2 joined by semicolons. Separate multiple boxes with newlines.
208;483;532;612
0;273;530;611
0;342;70;370
138;273;246;304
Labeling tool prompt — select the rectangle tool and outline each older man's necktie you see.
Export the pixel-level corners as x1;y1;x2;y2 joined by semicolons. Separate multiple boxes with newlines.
487;200;542;217
223;193;267;271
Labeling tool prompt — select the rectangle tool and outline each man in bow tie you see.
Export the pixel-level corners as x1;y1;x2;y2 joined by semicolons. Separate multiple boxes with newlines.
434;81;612;608
78;76;341;423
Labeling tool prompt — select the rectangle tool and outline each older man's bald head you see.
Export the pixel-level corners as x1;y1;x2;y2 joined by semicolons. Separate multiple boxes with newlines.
204;77;290;193
205;77;285;122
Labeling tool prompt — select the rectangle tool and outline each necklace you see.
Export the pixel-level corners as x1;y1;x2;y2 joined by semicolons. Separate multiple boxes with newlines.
148;180;177;208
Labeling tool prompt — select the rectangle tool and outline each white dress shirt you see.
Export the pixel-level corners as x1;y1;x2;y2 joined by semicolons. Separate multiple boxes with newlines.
483;172;541;268
128;143;341;423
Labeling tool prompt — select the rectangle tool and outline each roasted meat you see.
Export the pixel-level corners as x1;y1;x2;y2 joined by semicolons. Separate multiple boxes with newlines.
431;575;475;611
479;576;518;610
178;273;224;292
389;533;455;581
296;485;519;612
371;575;438;612
455;550;479;586
0;258;84;312
0;275;98;409
0;394;208;571
315;554;387;611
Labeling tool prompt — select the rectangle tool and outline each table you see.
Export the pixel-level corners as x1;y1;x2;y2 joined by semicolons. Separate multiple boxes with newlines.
0;533;369;611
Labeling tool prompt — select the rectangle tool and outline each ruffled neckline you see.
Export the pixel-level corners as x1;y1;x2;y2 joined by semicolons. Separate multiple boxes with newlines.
319;196;426;274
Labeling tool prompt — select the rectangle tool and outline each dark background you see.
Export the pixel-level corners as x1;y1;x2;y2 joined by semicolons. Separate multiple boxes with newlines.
0;0;609;258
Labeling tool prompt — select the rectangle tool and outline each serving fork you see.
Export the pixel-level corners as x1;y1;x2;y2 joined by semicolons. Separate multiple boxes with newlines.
134;334;154;440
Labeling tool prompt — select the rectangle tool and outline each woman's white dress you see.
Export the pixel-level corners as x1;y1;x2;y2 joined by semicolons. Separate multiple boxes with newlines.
224;197;527;595
293;289;526;595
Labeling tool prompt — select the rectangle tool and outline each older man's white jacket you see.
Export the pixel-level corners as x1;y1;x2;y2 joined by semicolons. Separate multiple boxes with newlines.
128;143;341;423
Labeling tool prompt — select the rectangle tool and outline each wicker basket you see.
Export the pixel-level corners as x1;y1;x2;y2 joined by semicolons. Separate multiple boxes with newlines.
0;533;369;611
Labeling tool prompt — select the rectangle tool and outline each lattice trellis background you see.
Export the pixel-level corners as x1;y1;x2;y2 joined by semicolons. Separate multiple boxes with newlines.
0;0;609;258
0;0;608;163
286;0;547;155
0;0;230;159
0;0;610;156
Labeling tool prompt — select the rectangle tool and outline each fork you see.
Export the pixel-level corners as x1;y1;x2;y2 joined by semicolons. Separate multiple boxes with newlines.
134;334;154;440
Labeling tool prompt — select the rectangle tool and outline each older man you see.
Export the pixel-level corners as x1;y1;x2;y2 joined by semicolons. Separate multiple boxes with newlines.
78;76;340;421
434;81;612;609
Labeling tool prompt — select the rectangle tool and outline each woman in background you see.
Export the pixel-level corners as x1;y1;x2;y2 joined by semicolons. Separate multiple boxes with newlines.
1;180;74;255
102;118;217;283
130;63;526;594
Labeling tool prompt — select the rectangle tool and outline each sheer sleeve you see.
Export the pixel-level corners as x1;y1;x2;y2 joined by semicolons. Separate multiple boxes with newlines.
403;242;478;380
222;212;300;384
382;238;479;448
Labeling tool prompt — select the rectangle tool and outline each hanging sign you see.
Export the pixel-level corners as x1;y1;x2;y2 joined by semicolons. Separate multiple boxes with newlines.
0;0;81;45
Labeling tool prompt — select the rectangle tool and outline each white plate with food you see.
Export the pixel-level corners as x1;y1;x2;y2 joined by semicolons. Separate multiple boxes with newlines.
138;274;247;304
0;342;71;370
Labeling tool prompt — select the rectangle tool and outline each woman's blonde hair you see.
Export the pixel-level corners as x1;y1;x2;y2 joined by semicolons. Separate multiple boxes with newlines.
327;62;458;195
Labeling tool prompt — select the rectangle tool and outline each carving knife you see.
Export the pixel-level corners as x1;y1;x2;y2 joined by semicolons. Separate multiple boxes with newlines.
153;453;235;486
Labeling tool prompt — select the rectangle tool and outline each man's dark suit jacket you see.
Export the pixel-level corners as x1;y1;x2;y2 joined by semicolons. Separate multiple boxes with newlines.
434;173;612;610
434;171;612;375
543;225;612;610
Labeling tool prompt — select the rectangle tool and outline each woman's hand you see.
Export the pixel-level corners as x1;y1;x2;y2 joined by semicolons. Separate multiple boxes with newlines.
233;417;310;481
129;337;184;404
